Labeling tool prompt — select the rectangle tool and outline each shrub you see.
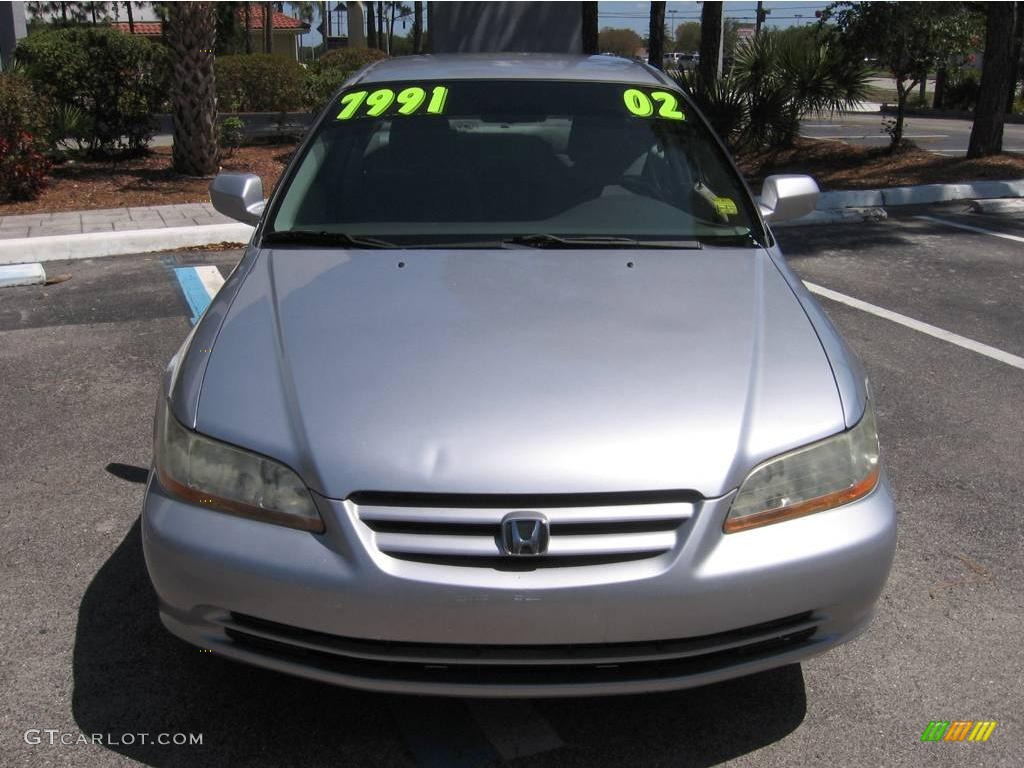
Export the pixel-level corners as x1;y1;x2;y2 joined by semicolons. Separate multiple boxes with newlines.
0;72;51;201
216;54;306;112
303;47;388;110
218;116;245;156
15;26;170;156
943;71;979;111
674;28;871;153
0;71;49;144
0;132;52;201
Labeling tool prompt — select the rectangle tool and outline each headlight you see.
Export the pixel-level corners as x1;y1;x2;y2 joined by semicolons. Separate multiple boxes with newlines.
154;401;324;533
724;400;880;533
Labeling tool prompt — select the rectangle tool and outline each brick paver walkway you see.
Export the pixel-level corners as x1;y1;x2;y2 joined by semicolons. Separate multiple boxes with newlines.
0;203;235;240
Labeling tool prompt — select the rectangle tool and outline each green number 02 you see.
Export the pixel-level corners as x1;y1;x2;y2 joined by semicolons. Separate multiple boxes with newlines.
623;88;654;117
651;91;685;120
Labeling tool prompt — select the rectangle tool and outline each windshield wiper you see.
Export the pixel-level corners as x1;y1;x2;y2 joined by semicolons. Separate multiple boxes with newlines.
504;234;702;249
263;230;396;249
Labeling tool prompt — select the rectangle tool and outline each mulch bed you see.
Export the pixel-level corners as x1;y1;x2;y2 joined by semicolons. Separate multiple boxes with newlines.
741;138;1024;192
2;137;1023;216
0;144;296;216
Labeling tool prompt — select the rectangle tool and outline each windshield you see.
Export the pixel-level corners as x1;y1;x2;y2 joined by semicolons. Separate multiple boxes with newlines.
268;79;762;247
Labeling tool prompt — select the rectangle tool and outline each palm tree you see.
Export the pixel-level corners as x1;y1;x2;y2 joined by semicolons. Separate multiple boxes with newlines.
263;2;273;54
244;2;252;53
166;1;218;176
648;2;665;68
968;1;1018;157
698;0;724;90
413;1;423;53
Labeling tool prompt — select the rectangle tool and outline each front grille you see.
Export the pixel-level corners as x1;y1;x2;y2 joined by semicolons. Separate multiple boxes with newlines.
351;492;696;567
219;611;818;687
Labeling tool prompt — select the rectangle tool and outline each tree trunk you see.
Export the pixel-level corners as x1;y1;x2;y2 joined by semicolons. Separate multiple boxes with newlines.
933;66;947;109
413;1;423;53
918;74;926;102
244;3;252;53
126;1;135;34
892;82;907;149
388;2;396;53
581;2;598;55
648;2;665;68
263;2;273;54
366;2;377;48
698;1;723;90
377;2;385;51
968;1;1017;158
1007;1;1024;111
167;1;218;176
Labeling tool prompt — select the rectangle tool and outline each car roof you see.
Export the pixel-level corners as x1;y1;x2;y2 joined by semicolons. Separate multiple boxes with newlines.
355;53;669;87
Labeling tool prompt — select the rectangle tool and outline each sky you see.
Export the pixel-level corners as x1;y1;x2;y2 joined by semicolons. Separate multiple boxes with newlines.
292;1;831;49
598;1;830;35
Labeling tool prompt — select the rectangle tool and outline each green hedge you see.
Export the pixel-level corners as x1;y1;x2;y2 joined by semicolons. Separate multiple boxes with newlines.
303;48;388;110
0;72;52;201
216;54;306;112
16;26;170;156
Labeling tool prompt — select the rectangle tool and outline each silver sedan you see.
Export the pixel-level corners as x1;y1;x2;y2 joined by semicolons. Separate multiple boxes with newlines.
143;53;896;697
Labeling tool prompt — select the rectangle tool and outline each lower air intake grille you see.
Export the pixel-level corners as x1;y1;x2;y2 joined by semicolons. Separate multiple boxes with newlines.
221;611;818;686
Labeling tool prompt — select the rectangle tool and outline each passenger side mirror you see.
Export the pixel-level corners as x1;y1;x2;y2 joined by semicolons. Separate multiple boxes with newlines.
757;174;819;223
209;173;265;225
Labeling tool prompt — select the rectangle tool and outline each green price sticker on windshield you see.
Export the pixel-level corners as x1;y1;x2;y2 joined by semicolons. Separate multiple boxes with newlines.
337;85;449;121
623;88;685;121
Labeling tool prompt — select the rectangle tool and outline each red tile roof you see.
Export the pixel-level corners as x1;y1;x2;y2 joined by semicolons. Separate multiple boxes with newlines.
250;8;308;31
110;21;162;36
111;7;307;37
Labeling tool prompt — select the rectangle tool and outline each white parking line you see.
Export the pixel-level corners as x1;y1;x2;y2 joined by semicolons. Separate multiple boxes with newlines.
914;215;1024;244
194;264;225;297
805;282;1024;371
927;148;1024;154
800;134;949;140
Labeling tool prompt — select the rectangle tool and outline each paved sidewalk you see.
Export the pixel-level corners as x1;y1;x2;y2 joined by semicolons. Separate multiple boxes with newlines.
0;203;234;240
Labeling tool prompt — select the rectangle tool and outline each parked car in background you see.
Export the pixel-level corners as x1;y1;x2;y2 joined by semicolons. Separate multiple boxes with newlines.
664;51;698;70
143;53;896;697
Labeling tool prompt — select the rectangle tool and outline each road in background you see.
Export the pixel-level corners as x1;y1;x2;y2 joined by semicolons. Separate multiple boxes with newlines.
1;208;1022;766
802;112;1024;155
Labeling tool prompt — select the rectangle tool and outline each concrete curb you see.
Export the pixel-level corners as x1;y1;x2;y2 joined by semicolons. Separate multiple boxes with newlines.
816;179;1024;210
774;207;888;228
0;223;254;266
0;262;46;287
968;198;1024;214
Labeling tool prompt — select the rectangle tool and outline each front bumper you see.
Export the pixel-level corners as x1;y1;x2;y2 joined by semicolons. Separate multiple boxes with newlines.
142;474;896;697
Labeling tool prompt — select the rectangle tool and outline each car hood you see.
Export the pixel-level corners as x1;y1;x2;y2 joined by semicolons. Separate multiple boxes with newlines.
193;247;844;499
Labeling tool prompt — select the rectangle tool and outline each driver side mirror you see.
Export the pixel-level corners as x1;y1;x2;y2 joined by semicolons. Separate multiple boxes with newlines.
209;173;265;225
757;174;819;223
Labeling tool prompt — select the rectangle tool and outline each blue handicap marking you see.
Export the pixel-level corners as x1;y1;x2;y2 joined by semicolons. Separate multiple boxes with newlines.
173;267;213;325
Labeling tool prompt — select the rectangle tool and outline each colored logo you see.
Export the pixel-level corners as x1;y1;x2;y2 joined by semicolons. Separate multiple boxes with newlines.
921;721;997;742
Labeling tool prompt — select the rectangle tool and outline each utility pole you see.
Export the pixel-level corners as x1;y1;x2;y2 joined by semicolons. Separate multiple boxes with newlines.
755;2;770;37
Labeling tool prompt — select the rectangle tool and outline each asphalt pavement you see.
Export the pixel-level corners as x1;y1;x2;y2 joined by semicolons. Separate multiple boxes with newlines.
802;112;1024;154
1;207;1022;767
